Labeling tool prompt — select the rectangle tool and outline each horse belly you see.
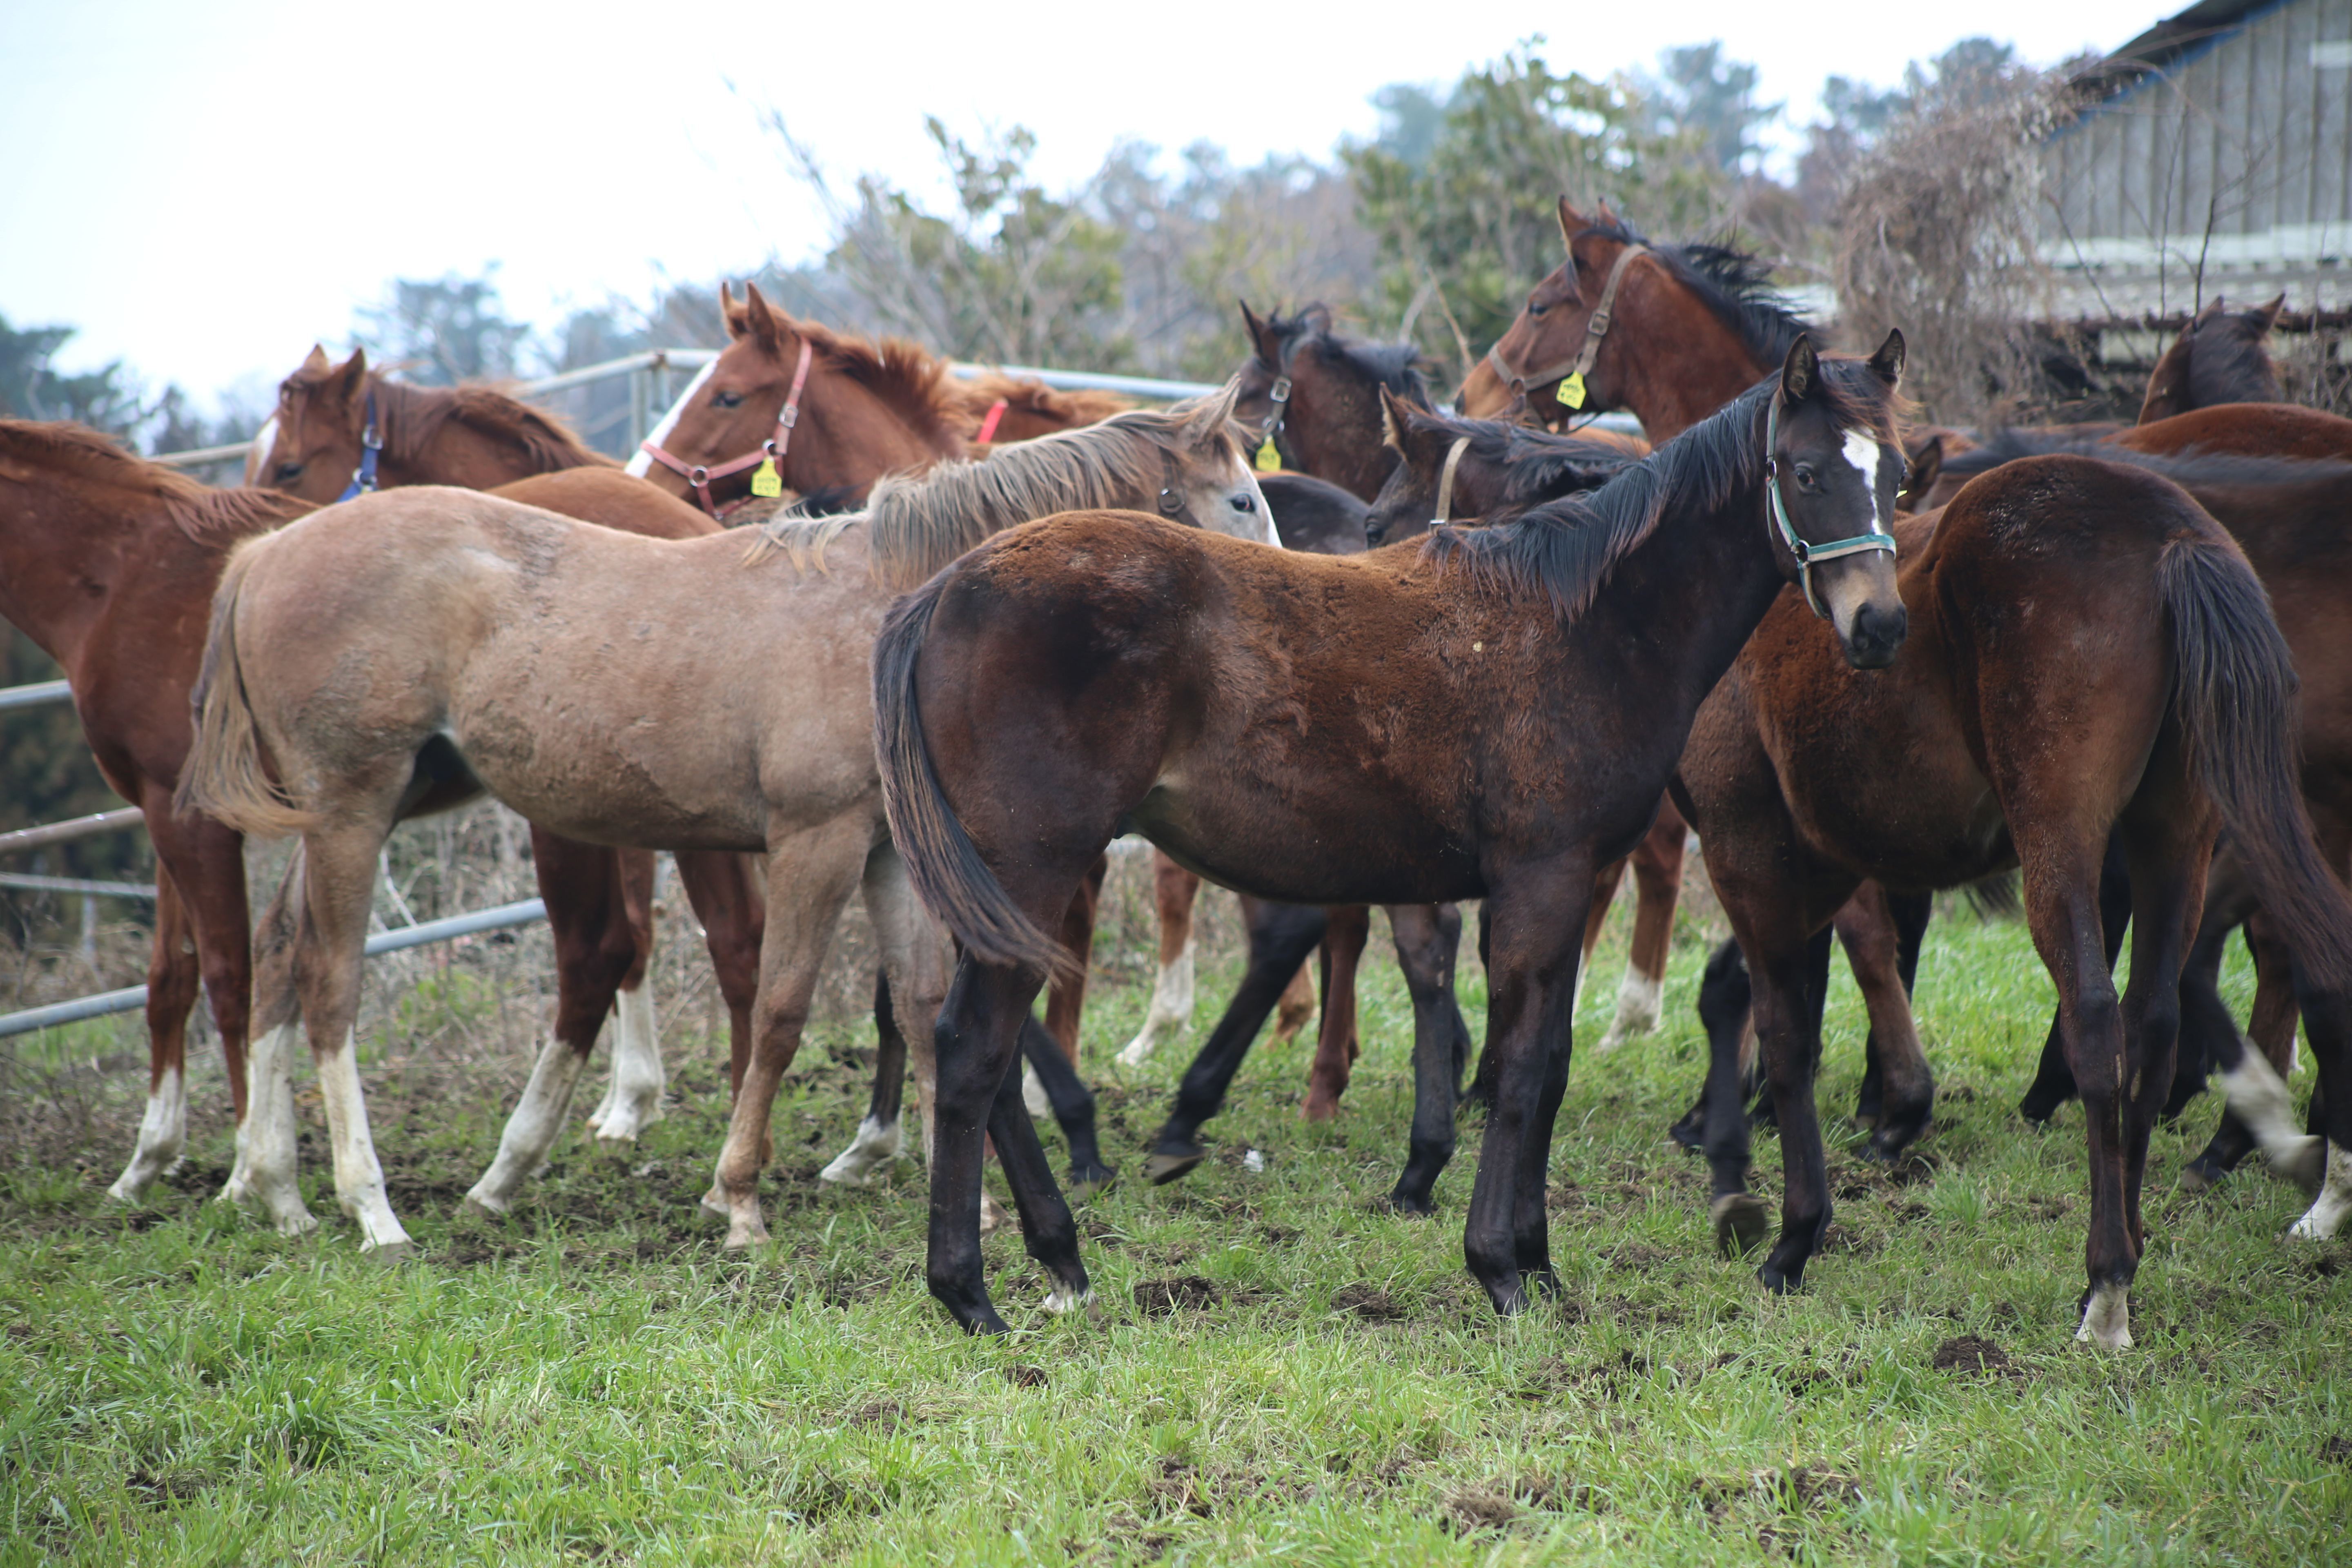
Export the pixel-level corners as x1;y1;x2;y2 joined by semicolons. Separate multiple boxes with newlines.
1136;782;1478;907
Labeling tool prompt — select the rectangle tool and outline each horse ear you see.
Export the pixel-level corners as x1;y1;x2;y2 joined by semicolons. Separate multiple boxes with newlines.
720;281;742;338
1556;196;1582;246
1300;302;1333;337
1377;385;1416;452
330;348;368;405
1190;376;1244;445
300;344;332;375
1238;300;1274;358
740;283;783;351
2138;338;2190;423
2254;292;2287;332
1781;334;1819;405
1502;383;1535;427
2192;296;2225;326
1595;199;1621;228
1866;329;1904;388
1899;434;1943;511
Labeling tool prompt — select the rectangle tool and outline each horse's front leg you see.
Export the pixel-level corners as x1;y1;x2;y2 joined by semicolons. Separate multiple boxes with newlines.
1462;859;1591;1314
1145;898;1326;1184
705;820;868;1249
1753;924;1839;1293
1387;902;1465;1214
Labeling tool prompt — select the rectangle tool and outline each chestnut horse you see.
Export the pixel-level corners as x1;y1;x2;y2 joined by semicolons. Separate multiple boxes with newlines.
180;393;1270;1256
254;347;767;1174
873;338;1911;1334
0;421;313;1200
956;372;1133;449
1671;450;2352;1347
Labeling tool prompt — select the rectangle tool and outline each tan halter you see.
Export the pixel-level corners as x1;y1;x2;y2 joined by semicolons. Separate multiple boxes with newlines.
1431;436;1472;527
1484;243;1650;405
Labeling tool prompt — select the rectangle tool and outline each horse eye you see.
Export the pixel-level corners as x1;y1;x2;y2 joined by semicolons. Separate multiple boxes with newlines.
1794;464;1819;488
1529;301;1549;318
712;389;744;410
274;461;303;481
1232;492;1256;513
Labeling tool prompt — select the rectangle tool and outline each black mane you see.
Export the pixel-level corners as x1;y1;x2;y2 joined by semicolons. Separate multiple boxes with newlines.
1401;411;1645;505
1426;361;1891;621
1265;307;1434;410
1575;220;1815;369
1944;429;2352;490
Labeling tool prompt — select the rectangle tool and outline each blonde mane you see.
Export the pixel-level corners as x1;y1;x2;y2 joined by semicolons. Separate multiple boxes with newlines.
746;393;1238;588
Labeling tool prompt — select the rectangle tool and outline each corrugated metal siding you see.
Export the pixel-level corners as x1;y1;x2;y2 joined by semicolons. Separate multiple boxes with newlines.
2041;0;2352;311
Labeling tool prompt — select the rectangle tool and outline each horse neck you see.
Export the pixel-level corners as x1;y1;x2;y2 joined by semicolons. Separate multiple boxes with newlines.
785;373;962;500
1292;371;1392;502
384;405;547;488
0;478;168;675
1613;298;1772;441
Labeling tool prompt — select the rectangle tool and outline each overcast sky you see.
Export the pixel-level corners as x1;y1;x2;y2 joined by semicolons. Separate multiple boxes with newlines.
3;0;2163;409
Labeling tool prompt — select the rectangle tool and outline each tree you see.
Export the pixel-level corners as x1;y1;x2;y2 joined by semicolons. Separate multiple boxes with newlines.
354;269;534;386
0;313;145;435
1645;42;1780;176
1348;43;1726;376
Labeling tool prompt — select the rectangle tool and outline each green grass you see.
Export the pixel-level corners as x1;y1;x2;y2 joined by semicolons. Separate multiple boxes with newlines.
3;901;2347;1566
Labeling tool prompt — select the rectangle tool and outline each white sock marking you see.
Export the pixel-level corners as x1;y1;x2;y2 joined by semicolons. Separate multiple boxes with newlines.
2220;1049;2325;1192
317;1028;410;1255
2075;1282;2132;1350
108;1064;187;1202
2289;1140;2352;1241
1022;1061;1052;1122
223;1022;316;1236
1044;1283;1094;1313
1595;970;1664;1054
1118;942;1196;1067
592;982;665;1145
818;1115;905;1185
469;1035;590;1212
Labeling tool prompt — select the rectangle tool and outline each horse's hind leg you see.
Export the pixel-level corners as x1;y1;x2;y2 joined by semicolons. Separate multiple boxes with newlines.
221;844;314;1235
1837;884;1936;1160
820;968;908;1186
1041;853;1109;1061
1854;886;1931;1126
1574;857;1628;1020
1118;851;1201;1066
468;835;640;1212
1388;901;1466;1214
291;815;413;1256
1146;898;1327;1184
586;847;666;1145
1597;802;1688;1052
1021;1017;1116;1196
1751;922;1840;1292
110;869;198;1203
2020;832;2131;1122
1301;904;1368;1120
706;820;869;1249
928;954;1056;1335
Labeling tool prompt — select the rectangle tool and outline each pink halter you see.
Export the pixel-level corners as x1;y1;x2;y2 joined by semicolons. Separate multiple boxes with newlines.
638;337;813;517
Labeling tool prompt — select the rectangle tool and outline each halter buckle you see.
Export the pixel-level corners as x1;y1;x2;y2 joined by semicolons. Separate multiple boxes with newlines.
1269;376;1291;404
688;465;710;487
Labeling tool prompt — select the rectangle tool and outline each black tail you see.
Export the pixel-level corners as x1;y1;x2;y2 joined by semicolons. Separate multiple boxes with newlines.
2161;533;2352;991
871;582;1080;981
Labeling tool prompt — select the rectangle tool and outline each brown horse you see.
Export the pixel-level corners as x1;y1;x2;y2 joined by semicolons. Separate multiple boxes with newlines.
0;421;314;1201
1234;303;1435;502
255;350;768;1183
954;372;1133;448
2137;294;2286;424
872;338;1910;1334
180;393;1269;1256
1671;449;2352;1347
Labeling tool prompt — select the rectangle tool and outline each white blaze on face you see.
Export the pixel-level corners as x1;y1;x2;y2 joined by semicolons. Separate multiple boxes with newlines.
244;415;281;486
1841;428;1887;530
626;359;719;478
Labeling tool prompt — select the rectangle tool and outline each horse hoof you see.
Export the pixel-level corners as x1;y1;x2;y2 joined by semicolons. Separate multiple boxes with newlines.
461;1189;512;1218
2175;1160;2218;1194
1385;1190;1437;1218
1756;1261;1798;1294
1299;1096;1340;1123
1144;1150;1205;1185
1066;1169;1118;1203
1712;1194;1770;1258
362;1238;414;1265
2272;1136;2326;1198
1667;1115;1706;1152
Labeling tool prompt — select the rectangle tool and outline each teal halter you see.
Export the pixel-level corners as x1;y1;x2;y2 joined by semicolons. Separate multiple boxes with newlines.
1765;396;1898;619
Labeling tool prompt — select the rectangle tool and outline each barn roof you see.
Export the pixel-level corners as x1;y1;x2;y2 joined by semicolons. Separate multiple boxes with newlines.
2078;0;2298;100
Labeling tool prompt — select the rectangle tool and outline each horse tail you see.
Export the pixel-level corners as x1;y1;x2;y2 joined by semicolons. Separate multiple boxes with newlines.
2160;530;2352;991
176;540;317;838
871;580;1080;981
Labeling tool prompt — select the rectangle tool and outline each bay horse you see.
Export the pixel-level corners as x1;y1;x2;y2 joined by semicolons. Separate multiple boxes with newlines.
1670;449;2352;1347
1935;431;2352;1194
872;336;1911;1334
1234;303;1435;502
0;421;313;1201
2137;294;2285;424
254;347;768;1179
179;392;1270;1256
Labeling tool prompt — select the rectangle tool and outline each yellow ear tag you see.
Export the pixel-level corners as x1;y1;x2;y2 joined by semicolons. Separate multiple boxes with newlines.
749;457;783;498
1555;373;1586;410
1254;437;1281;472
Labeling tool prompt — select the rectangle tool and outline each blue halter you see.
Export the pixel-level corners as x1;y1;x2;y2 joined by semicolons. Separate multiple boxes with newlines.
337;388;382;503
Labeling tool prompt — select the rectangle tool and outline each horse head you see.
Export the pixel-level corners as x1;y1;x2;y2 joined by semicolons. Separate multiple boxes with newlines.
1768;332;1910;670
249;345;372;501
1157;376;1277;546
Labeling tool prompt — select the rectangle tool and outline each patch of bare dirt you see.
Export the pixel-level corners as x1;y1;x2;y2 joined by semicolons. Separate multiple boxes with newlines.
1131;1276;1222;1317
1932;1334;2014;1376
1330;1283;1409;1322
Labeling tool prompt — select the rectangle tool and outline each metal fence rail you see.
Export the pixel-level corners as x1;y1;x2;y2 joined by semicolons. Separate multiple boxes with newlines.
0;897;550;1040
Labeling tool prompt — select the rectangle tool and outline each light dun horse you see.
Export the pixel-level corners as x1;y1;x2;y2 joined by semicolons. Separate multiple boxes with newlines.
180;390;1272;1256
